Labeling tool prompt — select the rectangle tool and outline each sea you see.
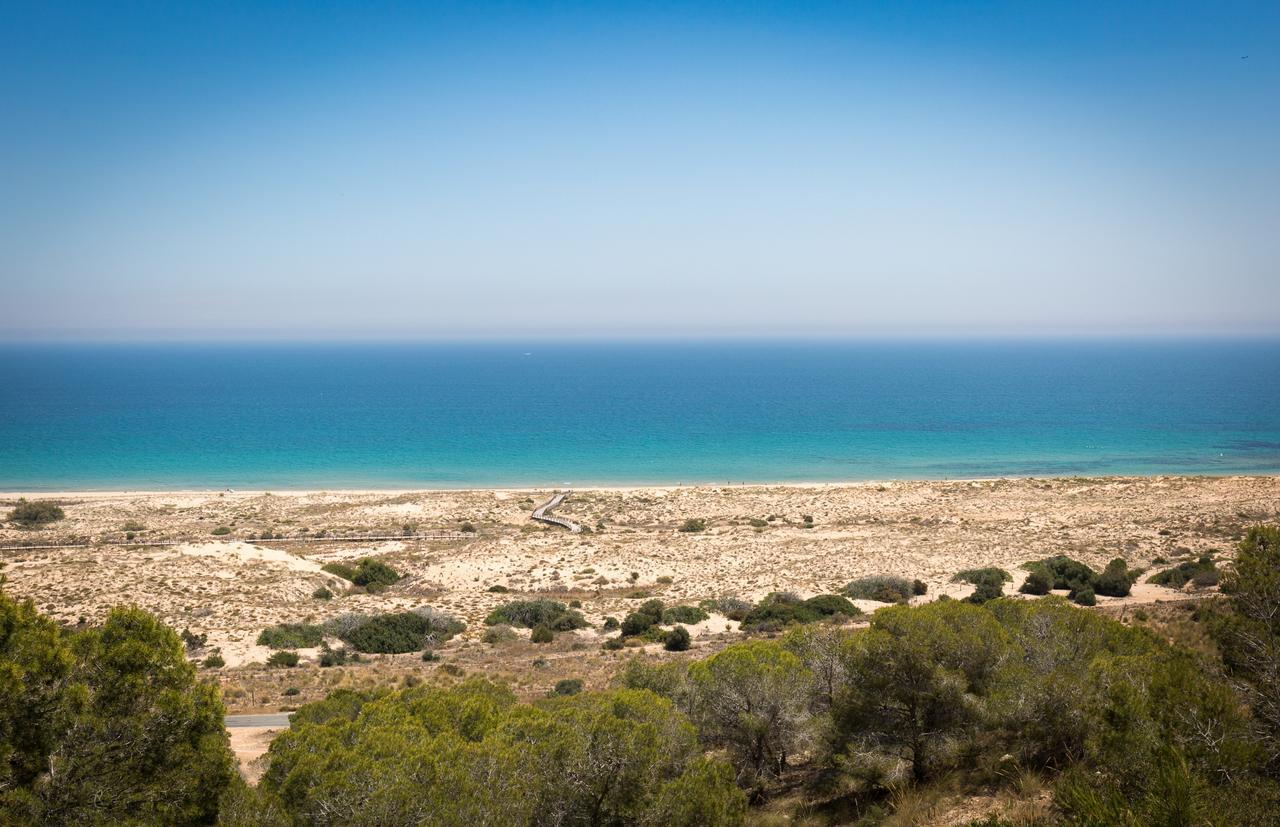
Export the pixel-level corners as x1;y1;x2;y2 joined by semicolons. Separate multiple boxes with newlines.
1;339;1279;490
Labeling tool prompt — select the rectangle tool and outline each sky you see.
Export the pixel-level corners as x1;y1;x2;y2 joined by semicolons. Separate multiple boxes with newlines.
1;1;1277;341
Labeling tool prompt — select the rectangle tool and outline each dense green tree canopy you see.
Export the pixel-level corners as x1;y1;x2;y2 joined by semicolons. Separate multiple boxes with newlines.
0;586;235;825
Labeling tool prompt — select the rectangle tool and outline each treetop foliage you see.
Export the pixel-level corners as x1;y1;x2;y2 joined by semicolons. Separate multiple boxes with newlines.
0;586;234;824
260;679;746;826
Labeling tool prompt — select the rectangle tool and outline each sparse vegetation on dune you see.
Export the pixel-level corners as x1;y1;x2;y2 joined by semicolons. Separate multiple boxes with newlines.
4;522;1280;824
844;574;917;604
6;499;65;527
484;598;588;631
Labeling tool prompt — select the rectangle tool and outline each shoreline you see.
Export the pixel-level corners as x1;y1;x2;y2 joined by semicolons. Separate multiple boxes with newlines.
5;472;1279;500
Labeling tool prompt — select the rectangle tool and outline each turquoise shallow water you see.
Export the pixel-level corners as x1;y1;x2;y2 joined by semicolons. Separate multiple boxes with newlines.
1;340;1278;490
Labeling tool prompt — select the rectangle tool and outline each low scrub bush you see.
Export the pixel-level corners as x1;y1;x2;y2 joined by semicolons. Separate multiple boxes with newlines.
1095;558;1136;597
621;599;666;637
318;644;360;667
311;586;333;600
531;624;554;643
482;624;519;645
1024;555;1096;590
202;653;225;669
662;605;710;625
350;558;401;589
740;592;859;632
485;599;588;630
1019;569;1053;595
844;575;915;603
1151;555;1219;589
321;562;357;580
327;609;464;654
953;567;1012;585
1069;583;1097;606
266;651;300;668
711;597;753;621
678;518;707;533
486;584;510;593
664;625;692;651
211;526;232;536
7;499;66;527
550;678;583;696
257;623;324;650
960;569;1008;604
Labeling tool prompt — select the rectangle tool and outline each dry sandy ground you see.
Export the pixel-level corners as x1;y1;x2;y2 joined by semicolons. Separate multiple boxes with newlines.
1;475;1276;687
4;476;1277;777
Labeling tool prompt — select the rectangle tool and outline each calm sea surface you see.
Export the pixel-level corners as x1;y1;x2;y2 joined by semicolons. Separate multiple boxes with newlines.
1;340;1279;490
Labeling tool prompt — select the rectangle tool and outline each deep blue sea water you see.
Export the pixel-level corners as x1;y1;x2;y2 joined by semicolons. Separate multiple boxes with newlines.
1;340;1279;490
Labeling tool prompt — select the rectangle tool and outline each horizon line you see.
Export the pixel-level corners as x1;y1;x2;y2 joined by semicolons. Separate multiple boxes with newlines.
3;331;1280;346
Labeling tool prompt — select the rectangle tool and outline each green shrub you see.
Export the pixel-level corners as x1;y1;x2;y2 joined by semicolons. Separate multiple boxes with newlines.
349;558;400;589
960;569;1007;604
180;628;208;650
1069;583;1097;606
482;625;518;645
486;584;510;593
202;653;225;669
7;499;65;527
678;518;707;533
121;520;145;533
953;567;1012;585
318;645;353;667
256;623;324;649
460;522;476;533
1019;569;1053;595
550;678;583;696
912;579;929;596
740;592;859;632
844;575;915;603
266;651;300;668
621;599;665;637
662;605;710;625
211;526;232;536
1027;556;1097;590
712;597;753;621
749;518;768;528
1151;555;1218;589
602;637;626;651
338;611;463;654
664;625;692;651
531;624;554;644
601;616;620;631
484;599;587;630
1094;558;1134;597
283;687;300;696
321;562;357;581
801;594;860;617
311;586;333;600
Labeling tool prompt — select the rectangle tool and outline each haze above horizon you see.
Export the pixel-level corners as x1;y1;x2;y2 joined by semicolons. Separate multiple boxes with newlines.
2;1;1278;341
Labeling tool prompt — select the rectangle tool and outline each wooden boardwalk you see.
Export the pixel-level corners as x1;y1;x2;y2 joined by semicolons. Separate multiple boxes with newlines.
0;531;470;553
531;491;583;533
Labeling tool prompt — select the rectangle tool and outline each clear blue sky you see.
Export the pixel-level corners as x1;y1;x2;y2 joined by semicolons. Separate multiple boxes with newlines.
2;1;1277;340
